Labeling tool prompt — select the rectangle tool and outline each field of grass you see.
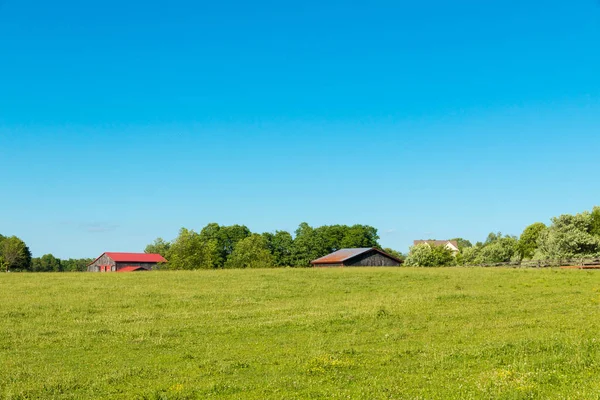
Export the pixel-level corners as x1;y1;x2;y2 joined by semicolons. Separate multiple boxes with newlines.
2;268;600;399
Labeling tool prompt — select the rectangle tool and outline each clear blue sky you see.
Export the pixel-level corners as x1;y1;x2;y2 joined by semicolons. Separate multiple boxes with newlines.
1;0;599;258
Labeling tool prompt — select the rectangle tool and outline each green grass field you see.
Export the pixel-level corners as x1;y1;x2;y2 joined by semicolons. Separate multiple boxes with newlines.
2;268;600;399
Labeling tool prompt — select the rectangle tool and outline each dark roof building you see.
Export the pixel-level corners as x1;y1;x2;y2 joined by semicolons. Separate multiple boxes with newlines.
87;252;167;272
311;248;403;267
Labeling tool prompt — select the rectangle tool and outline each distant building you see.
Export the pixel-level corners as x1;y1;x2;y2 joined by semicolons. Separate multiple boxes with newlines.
311;248;403;267
413;240;460;254
87;252;167;272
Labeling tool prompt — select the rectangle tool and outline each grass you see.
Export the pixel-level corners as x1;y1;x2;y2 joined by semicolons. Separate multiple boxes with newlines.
1;267;600;399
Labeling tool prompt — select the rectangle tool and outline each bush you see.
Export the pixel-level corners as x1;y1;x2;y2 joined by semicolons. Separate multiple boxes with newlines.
405;244;455;267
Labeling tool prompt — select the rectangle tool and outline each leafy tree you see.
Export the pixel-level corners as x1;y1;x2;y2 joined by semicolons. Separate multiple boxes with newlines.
145;238;171;257
0;236;32;272
382;247;405;262
450;238;473;250
340;224;380;249
316;225;346;253
31;254;62;272
457;245;481;265
291;223;323;267
61;258;93;272
591;206;600;237
263;230;294;266
218;225;251;260
167;228;220;270
517;222;547;260
484;232;504;245
224;234;275;269
405;243;455;267
535;211;600;260
0;234;5;272
477;236;519;264
198;223;251;268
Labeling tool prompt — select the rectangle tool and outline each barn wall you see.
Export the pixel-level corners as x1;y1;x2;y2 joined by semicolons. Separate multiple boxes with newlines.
88;254;116;272
115;262;162;271
344;251;401;267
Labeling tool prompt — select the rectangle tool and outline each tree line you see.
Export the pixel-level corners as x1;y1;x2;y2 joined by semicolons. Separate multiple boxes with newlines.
3;205;599;271
405;206;600;267
0;234;91;272
144;223;401;269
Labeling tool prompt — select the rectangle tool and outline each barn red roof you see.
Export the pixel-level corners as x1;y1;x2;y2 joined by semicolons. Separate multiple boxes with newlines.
311;248;403;265
105;252;167;263
88;252;167;266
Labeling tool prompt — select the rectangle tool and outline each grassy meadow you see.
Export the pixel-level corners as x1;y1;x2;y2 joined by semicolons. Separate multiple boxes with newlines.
2;268;600;399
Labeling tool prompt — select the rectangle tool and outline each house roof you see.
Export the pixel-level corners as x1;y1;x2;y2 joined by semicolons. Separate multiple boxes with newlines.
117;266;149;272
413;240;459;249
88;252;167;266
311;248;403;265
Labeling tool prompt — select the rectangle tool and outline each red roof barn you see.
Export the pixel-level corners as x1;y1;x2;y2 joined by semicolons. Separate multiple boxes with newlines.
87;252;167;272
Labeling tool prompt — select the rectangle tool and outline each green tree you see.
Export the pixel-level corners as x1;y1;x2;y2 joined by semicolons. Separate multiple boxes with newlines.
458;245;482;266
61;258;93;272
591;206;600;237
382;247;405;262
477;236;519;264
145;238;171;257
340;224;380;249
198;223;251;268
263;230;294;266
219;225;251;261
167;228;221;270
32;254;62;272
291;222;323;267
485;232;504;245
0;236;32;272
450;238;473;250
405;243;455;267
224;234;275;269
517;222;547;260
535;211;600;260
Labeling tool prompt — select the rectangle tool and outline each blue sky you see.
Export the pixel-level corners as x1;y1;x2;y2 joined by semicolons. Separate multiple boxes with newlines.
1;0;599;258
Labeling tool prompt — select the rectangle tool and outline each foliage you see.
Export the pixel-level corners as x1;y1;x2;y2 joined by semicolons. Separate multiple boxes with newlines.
534;211;600;260
591;206;600;237
262;231;294;267
144;237;171;257
224;234;275;269
61;258;93;272
31;254;62;272
458;233;519;265
382;247;405;261
290;222;325;267
197;223;252;268
166;228;221;270
517;222;547;260
405;243;455;267
149;222;380;269
450;237;473;249
477;235;519;264
484;232;504;245
457;245;481;265
0;235;32;272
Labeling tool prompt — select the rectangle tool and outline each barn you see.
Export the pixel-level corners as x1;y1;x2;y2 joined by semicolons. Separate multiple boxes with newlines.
87;252;167;272
311;248;403;267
